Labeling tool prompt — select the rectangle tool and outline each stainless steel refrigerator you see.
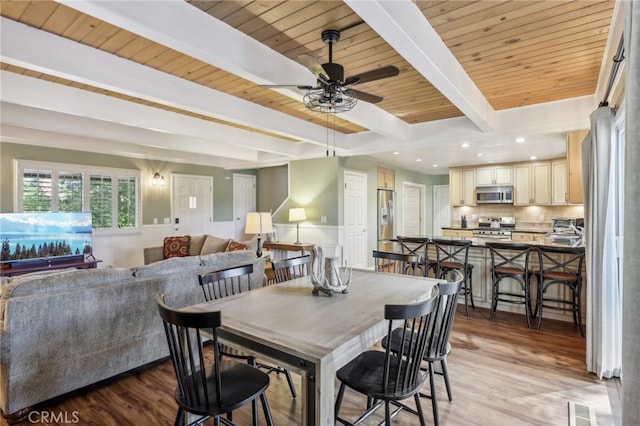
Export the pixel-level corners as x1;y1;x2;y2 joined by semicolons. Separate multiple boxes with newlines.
377;189;395;251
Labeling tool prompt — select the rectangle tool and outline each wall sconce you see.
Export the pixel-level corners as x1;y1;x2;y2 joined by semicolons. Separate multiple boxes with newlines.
245;212;273;257
152;172;165;187
288;207;307;245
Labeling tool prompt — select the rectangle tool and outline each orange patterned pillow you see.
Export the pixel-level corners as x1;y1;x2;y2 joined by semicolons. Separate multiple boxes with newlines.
163;236;191;259
224;240;248;252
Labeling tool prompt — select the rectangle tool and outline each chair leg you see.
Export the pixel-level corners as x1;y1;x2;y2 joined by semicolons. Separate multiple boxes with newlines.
251;399;257;426
441;359;453;401
384;400;391;425
284;368;297;398
428;363;440;426
174;408;185;426
536;282;544;331
260;393;274;426
414;393;427;426
467;269;475;309
489;275;499;321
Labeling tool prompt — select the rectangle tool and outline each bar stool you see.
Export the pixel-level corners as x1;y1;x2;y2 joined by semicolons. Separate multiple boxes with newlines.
372;250;422;275
396;236;437;277
534;245;586;336
485;242;534;327
432;239;474;316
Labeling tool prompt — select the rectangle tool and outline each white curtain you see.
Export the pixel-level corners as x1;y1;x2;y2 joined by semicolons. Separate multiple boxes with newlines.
582;106;623;379
622;1;640;424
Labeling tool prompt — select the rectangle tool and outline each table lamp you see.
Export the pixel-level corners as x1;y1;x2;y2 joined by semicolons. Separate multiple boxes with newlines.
289;207;307;244
245;212;273;257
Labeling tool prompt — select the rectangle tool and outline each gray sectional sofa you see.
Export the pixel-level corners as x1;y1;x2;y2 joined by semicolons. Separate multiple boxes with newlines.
0;249;265;419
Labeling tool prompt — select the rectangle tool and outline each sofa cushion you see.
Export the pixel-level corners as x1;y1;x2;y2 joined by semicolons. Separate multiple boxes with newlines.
132;255;202;278
225;240;248;252
189;234;207;257
163;236;191;259
200;235;230;255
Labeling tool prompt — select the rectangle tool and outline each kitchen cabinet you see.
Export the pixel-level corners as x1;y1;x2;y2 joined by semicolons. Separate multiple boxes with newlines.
514;162;550;205
377;167;395;189
511;232;535;241
441;229;474;238
449;168;476;206
551;159;567;205
567;130;588;204
476;165;513;186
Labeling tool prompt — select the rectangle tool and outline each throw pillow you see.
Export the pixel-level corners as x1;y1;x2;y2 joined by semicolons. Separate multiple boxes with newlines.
225;240;248;252
163;236;191;259
200;235;231;255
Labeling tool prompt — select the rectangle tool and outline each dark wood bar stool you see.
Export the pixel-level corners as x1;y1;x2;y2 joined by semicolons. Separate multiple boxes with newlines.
396;236;437;277
534;245;586;336
486;242;534;327
432;239;474;316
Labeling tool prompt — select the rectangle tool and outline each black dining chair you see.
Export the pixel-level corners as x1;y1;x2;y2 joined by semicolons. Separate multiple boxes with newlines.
270;254;312;283
334;291;440;426
372;250;422;276
199;264;297;398
486;242;534;327
156;293;274;426
432;239;474;316
383;270;464;426
396;236;437;277
533;245;586;336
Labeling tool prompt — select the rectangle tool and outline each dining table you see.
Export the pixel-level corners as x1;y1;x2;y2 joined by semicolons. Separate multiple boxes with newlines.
186;268;442;425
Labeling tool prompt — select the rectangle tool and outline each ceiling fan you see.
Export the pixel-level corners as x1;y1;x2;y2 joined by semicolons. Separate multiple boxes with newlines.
264;29;400;112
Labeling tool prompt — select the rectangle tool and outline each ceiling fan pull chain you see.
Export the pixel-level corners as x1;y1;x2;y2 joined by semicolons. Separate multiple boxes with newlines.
326;110;330;157
333;112;336;156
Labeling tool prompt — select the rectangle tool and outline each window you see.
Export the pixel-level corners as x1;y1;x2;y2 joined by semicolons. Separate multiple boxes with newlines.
16;160;140;231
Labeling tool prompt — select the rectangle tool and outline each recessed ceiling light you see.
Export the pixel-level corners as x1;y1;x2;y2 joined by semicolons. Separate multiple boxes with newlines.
392;151;400;155
416;158;422;162
477;153;483;157
432;164;438;168
530;155;537;160
515;137;526;143
461;143;470;148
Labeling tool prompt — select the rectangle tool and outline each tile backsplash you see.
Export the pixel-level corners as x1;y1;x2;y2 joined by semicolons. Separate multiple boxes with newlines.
452;204;585;230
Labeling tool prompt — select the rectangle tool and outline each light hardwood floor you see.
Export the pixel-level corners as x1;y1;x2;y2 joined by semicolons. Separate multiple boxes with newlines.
3;307;620;425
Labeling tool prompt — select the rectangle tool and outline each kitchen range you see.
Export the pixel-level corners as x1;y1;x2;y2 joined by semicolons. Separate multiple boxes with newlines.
472;216;516;239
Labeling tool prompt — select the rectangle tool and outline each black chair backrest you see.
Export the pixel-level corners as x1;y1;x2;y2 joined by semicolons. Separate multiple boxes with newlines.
536;245;585;278
383;291;439;395
271;254;311;283
486;242;533;272
198;263;254;301
426;270;464;361
156;293;222;413
396;236;430;257
432;239;472;268
373;250;421;275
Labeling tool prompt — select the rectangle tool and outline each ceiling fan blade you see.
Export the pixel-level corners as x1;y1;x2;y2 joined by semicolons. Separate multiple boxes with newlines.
349;65;399;85
321;62;345;82
258;84;315;90
298;54;326;79
351;89;383;104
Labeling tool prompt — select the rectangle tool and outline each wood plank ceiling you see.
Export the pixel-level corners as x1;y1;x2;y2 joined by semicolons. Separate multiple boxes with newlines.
0;0;615;158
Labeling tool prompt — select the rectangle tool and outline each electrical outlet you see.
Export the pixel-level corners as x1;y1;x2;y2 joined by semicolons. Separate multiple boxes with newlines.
321;215;327;223
153;218;158;225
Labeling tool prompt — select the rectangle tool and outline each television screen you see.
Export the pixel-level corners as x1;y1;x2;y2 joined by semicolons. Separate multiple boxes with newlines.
0;212;93;265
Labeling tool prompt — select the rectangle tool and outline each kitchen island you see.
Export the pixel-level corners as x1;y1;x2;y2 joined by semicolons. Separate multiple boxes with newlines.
393;235;585;326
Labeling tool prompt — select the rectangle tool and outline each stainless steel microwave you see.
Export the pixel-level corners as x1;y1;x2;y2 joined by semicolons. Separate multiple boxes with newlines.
476;186;514;204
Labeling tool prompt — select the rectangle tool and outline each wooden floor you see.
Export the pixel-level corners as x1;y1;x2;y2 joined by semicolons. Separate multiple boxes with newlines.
3;307;620;426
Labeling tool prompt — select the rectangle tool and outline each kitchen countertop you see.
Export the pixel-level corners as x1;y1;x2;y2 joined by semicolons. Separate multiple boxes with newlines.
442;226;550;234
397;235;584;248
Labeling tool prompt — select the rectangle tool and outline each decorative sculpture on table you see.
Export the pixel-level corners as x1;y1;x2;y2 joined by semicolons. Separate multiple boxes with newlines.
311;245;351;296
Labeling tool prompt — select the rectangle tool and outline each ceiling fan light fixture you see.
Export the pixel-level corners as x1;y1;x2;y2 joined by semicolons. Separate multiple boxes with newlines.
303;86;357;113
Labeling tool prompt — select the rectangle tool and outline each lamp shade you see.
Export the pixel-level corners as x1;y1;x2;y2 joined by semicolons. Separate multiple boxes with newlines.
245;212;273;235
289;207;307;222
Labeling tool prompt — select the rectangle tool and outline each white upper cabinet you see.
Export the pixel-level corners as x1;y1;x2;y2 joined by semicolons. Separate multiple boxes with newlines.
449;168;476;206
514;162;551;205
476;165;513;186
551;159;567;205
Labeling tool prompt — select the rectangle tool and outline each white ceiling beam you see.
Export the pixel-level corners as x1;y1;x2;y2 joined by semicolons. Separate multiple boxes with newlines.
0;17;335;148
346;0;496;132
55;0;412;140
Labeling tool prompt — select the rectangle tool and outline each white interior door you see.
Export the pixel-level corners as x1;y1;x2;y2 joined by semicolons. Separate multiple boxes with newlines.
233;174;256;239
402;183;424;236
171;174;213;236
343;170;367;268
433;185;451;236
